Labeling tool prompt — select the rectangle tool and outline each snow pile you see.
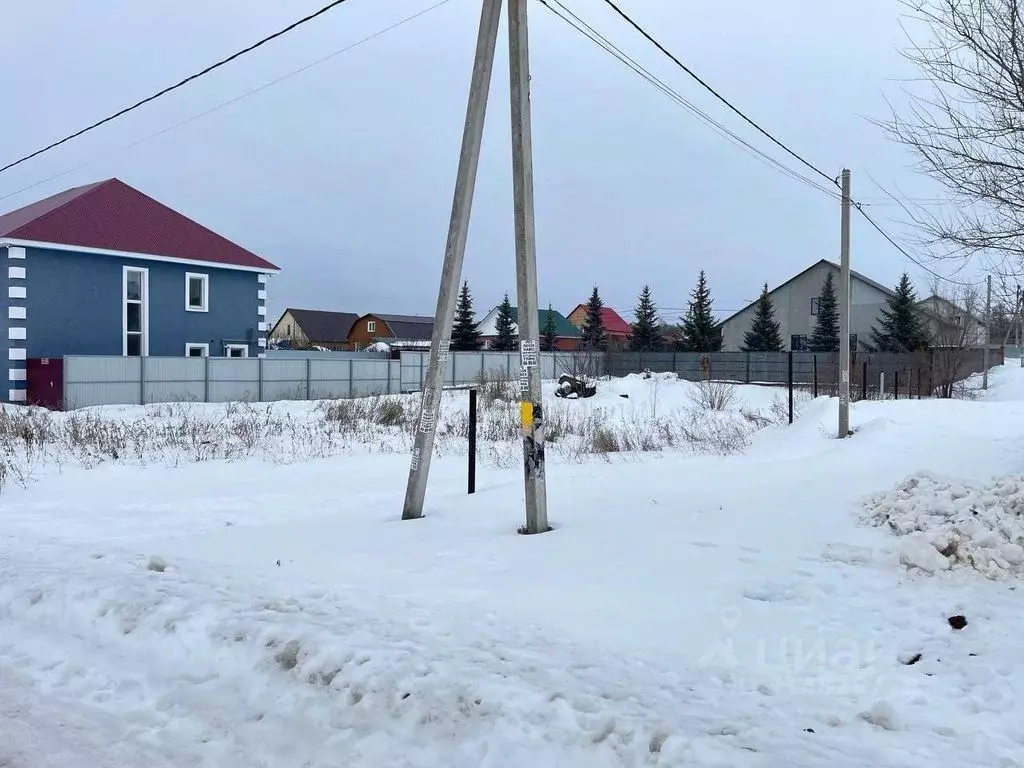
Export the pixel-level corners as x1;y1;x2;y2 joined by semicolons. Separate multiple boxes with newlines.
862;471;1024;578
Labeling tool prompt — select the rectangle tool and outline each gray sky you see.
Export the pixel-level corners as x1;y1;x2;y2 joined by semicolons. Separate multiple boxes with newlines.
1;0;961;323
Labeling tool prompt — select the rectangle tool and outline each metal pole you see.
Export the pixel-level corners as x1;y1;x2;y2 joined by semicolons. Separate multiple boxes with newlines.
812;354;818;398
468;388;477;494
838;168;852;437
402;0;502;521
787;350;794;424
508;0;548;534
983;273;992;389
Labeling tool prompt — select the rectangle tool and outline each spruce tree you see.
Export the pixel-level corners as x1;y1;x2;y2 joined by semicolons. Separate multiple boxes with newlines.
581;286;608;351
541;304;559;351
810;272;840;352
450;280;483;351
742;283;784;352
679;270;722;352
492;293;518;352
628;285;662;352
870;273;931;352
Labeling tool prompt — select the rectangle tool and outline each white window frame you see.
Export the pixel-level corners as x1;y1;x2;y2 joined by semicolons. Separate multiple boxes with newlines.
224;344;249;358
185;272;209;312
185;343;209;357
367;320;376;333
123;266;149;357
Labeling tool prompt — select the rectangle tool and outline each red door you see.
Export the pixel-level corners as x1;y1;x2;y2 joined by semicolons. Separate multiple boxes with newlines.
27;358;64;410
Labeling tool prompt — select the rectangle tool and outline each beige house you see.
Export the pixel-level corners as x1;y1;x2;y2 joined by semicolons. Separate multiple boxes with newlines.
917;294;987;347
268;308;359;350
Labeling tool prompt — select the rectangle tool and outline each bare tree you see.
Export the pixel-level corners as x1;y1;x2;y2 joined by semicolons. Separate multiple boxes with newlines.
883;0;1024;269
920;281;984;396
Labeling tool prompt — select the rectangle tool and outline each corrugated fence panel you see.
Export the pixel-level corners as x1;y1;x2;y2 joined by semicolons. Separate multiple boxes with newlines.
64;356;143;408
453;353;484;385
208;359;259;403
261;359;308;401
350;359;392;397
309;359;352;399
144;357;205;403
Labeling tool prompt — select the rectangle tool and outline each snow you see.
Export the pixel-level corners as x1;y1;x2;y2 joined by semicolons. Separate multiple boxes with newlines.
863;472;1024;578
2;370;1024;766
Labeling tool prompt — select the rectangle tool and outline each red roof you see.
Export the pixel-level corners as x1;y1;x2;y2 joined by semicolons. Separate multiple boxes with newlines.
569;304;631;336
0;178;278;271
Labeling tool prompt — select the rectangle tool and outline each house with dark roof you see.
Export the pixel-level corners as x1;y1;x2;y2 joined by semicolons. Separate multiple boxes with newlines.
477;305;582;351
0;178;279;404
718;259;892;352
565;304;631;349
268;309;359;350
347;313;434;351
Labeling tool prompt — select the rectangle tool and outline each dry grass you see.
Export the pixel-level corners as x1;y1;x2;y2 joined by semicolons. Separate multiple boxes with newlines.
0;378;785;492
687;378;737;411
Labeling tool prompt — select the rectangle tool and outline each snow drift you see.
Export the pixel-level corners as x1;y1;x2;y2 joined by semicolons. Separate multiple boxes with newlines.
862;471;1024;578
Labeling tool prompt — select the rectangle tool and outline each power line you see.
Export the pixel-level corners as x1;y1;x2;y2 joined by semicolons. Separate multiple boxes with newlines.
854;204;984;288
557;0;980;290
0;0;355;176
596;0;838;189
0;0;453;204
538;0;840;201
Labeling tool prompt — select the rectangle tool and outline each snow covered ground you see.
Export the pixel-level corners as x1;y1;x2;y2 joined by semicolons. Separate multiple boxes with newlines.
2;371;1024;766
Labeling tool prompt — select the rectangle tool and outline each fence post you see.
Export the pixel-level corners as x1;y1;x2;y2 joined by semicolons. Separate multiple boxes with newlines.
929;349;934;396
305;358;312;400
480;353;485;381
745;351;751;384
672;350;677;375
468;388;477;494
862;360;868;401
348;359;354;398
788;350;794;424
140;355;147;406
917;368;922;400
894;369;899;400
812;355;818;398
258;356;265;402
204;355;210;403
880;371;885;400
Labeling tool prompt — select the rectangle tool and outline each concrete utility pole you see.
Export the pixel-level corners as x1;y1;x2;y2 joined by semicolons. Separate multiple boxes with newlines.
402;0;502;521
401;0;549;533
838;168;852;438
508;0;548;534
983;272;992;390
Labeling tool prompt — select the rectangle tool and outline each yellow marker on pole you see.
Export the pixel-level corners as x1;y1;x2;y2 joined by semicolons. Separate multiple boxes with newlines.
520;401;533;433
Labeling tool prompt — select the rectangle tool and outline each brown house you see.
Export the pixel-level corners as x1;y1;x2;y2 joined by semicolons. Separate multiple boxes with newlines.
347;313;434;351
268;308;359;350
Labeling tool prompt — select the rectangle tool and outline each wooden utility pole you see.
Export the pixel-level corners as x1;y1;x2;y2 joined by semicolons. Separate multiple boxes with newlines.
838;168;852;438
983;273;992;390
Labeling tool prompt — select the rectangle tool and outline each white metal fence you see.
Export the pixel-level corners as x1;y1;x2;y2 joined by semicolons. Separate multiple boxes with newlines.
61;351;604;408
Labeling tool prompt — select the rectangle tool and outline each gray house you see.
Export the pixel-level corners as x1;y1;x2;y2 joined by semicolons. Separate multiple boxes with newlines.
719;259;894;352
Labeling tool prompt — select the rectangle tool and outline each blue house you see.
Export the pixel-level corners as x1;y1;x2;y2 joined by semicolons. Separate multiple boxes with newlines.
0;179;279;403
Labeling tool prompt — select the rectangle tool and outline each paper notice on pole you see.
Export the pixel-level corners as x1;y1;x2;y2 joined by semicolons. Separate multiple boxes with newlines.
437;338;451;363
841;370;849;383
410;445;421;471
519;365;530;393
419;408;436;433
520;339;538;367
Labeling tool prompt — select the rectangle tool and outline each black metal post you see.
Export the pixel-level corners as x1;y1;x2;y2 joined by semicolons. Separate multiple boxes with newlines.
812;354;818;398
468;388;477;495
862;360;868;401
788;350;794;424
894;369;900;400
917;368;922;400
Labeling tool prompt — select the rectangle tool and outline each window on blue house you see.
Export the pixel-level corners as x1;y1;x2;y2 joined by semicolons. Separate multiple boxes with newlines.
124;267;148;356
186;272;209;312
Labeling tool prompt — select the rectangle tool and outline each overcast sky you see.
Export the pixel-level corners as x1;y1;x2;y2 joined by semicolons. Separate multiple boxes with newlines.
1;0;963;322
